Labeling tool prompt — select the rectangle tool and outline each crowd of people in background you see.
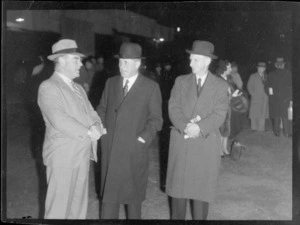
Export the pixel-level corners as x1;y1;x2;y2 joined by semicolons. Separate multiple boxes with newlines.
11;38;292;220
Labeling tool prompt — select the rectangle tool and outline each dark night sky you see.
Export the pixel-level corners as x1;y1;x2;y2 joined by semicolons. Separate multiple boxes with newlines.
3;1;300;74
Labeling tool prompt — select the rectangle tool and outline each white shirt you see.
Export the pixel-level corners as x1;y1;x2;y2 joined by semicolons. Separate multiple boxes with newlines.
195;72;208;87
123;74;139;91
56;72;74;91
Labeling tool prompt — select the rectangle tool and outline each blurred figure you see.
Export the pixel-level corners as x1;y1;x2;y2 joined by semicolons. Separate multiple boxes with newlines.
89;54;111;109
139;60;156;81
229;61;243;89
26;55;53;217
216;60;236;155
154;62;163;85
74;56;95;94
247;62;269;132
265;57;292;137
89;54;111;198
228;61;247;138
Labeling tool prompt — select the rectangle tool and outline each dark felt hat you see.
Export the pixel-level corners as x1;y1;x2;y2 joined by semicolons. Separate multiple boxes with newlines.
257;62;266;68
186;40;217;59
115;42;145;59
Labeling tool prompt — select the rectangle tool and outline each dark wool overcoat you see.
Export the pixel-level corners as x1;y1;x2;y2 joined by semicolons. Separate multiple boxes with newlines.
97;74;163;204
265;68;292;118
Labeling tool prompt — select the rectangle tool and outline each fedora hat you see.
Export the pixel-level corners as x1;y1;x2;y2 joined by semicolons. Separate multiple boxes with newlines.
115;42;145;59
186;40;218;59
257;62;266;68
47;39;85;61
275;57;285;66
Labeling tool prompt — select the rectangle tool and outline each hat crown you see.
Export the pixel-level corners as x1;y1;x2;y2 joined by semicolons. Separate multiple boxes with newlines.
186;40;217;59
192;41;214;54
257;62;266;67
119;42;143;59
52;39;78;54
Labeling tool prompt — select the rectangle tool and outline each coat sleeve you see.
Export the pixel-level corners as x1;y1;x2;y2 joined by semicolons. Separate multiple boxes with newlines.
139;83;163;144
168;76;191;133
96;78;110;128
196;81;229;135
37;81;89;140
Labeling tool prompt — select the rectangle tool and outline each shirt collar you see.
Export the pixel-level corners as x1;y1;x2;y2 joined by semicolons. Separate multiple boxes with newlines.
123;73;139;86
195;72;208;85
56;72;73;86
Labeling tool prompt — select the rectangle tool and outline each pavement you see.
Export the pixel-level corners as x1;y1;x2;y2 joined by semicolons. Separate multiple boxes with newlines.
4;99;292;221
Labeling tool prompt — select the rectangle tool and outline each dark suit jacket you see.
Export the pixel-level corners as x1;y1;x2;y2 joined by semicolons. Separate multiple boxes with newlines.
97;74;163;203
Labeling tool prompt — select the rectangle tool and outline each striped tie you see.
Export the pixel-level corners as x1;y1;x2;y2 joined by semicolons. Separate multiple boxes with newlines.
123;79;129;97
72;82;85;106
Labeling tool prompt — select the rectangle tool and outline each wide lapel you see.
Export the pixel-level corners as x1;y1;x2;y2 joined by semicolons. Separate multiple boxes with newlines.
52;73;87;116
114;75;125;111
123;74;143;101
192;72;214;117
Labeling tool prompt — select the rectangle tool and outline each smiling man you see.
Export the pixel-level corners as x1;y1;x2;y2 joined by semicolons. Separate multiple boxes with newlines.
38;39;104;219
97;42;163;219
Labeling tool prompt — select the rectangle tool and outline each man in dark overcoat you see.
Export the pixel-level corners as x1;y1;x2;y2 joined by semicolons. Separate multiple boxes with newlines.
166;40;229;220
265;57;292;137
97;42;163;219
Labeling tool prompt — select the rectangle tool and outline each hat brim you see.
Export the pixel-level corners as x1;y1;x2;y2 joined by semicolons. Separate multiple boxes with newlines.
114;55;145;59
47;52;86;61
186;49;218;59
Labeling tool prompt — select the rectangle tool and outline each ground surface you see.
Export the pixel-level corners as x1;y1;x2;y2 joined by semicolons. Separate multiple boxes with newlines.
4;95;292;221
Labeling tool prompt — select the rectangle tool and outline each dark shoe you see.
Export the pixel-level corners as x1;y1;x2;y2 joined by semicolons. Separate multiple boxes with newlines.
273;132;280;137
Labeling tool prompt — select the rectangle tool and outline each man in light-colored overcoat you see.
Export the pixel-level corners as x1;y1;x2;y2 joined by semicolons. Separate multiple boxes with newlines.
247;62;269;132
166;40;229;220
38;39;104;219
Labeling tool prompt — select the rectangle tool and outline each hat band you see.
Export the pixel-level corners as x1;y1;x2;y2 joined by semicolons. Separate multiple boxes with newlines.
53;48;80;55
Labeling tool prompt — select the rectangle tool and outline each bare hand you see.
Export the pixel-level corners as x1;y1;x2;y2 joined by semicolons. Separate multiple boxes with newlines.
184;123;200;138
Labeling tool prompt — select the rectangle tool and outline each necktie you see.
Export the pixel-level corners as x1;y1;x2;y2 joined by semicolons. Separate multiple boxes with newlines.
197;78;202;97
72;82;85;106
123;79;129;97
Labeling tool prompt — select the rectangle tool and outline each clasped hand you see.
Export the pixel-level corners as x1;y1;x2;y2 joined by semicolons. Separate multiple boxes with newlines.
88;123;105;140
184;122;200;139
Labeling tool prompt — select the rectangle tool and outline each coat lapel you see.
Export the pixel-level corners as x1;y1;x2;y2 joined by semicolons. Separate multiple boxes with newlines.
193;72;215;118
184;74;198;116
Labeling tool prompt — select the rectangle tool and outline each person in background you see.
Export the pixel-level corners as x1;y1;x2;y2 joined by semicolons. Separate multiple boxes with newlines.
216;60;242;156
166;40;229;220
74;56;95;94
228;61;246;139
38;39;104;219
247;62;269;132
229;61;243;89
265;57;292;137
97;42;163;219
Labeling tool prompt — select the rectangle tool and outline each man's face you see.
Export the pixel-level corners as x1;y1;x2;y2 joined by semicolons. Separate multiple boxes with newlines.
257;67;266;74
61;54;83;79
119;58;141;78
189;54;211;75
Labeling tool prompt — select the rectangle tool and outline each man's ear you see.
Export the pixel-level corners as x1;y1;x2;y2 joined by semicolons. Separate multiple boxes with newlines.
58;56;66;66
135;60;141;69
205;57;212;67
